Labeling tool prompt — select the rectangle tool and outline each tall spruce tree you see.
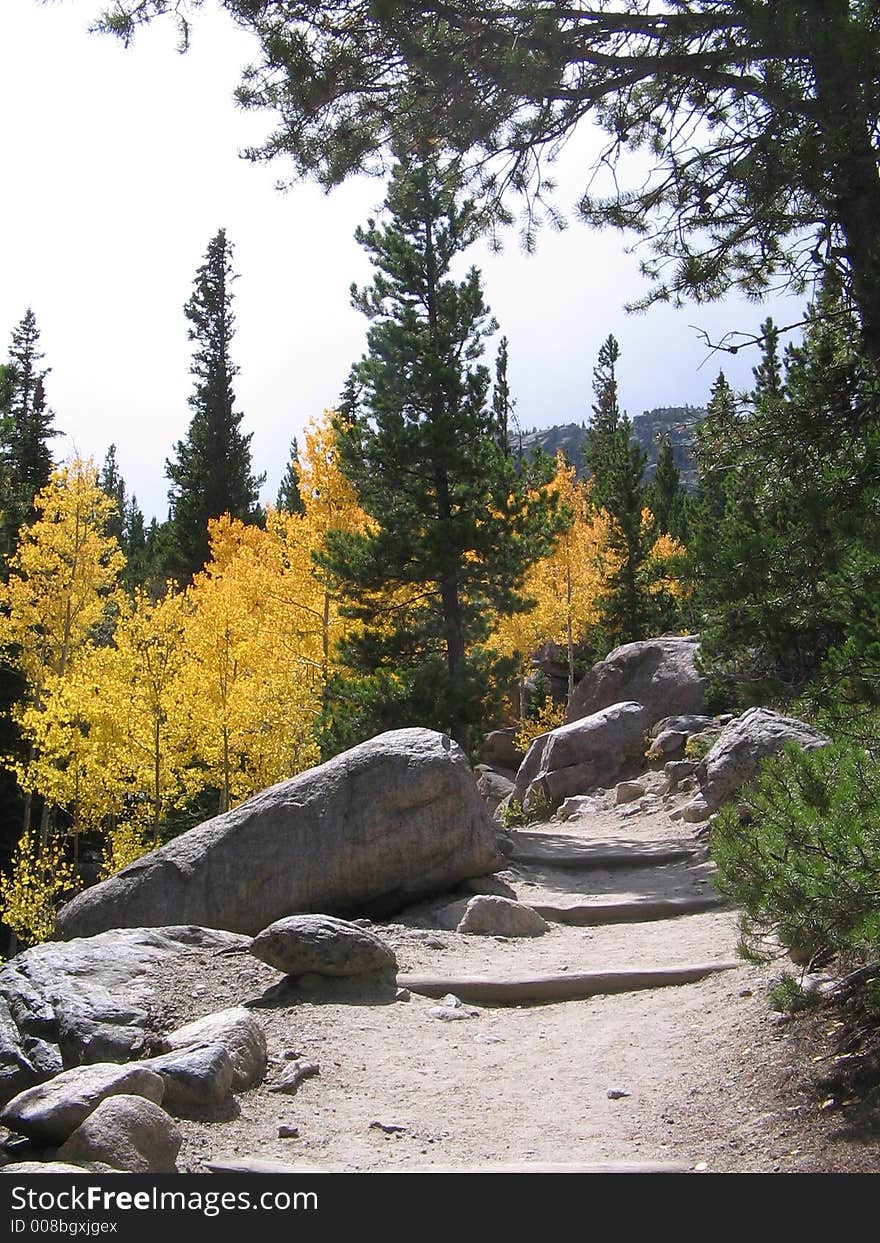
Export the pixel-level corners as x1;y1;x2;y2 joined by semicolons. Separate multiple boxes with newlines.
1;310;58;553
320;153;558;754
648;438;689;543
583;335;654;647
690;286;880;707
275;437;305;514
166;229;264;582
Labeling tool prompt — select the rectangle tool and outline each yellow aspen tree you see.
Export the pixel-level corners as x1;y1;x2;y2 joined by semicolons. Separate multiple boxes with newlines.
0;459;124;843
492;453;616;709
178;514;320;813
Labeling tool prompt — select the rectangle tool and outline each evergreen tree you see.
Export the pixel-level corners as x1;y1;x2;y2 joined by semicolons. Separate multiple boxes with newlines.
648;437;689;542
99;444;126;545
320;153;558;754
583;335;654;647
491;335;514;455
275;437;305;514
1;310;58;551
690;285;880;706
165;229;265;582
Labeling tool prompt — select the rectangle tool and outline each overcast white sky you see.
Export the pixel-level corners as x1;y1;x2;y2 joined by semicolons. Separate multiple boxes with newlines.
1;0;805;522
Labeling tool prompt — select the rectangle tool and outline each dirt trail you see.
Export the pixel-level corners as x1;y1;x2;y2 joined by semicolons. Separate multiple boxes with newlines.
151;789;871;1173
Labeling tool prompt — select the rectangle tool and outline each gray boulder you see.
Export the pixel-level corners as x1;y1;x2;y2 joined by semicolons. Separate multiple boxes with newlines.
56;729;502;939
140;1043;234;1114
1;1062;165;1145
0;926;247;1107
475;766;515;814
512;702;650;811
650;714;718;738
56;1094;181;1173
566;636;706;726
161;1007;267;1093
698;708;829;810
249;914;396;978
481;729;523;772
457;896;550;938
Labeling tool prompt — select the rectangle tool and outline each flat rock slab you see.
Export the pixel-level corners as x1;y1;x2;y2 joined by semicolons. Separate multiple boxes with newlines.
1;1062;165;1145
207;1156;694;1174
509;833;696;870
398;963;740;1005
529;895;726;926
249;914;397;978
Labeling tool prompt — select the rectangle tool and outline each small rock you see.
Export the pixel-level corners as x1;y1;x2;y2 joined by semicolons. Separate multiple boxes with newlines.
473;1035;504;1044
277;1125;300;1139
429;995;479;1022
456;895;549;938
668;808;684;821
615;780;646;805
395;989;412;1003
682;798;711;823
268;1061;320;1095
369;1120;406;1134
606;1088;630;1100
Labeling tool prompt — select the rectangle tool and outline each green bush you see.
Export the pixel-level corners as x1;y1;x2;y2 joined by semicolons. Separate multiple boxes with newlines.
711;739;880;965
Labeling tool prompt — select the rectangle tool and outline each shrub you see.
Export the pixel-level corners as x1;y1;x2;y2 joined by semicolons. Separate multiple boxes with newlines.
711;739;880;966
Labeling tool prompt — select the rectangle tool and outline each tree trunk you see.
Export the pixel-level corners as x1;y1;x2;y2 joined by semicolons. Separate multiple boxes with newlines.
809;1;880;379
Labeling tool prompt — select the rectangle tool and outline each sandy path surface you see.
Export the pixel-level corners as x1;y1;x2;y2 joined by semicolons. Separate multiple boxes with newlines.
140;790;877;1174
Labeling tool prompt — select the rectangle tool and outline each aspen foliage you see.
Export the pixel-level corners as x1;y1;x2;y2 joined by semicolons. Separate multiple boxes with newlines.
491;454;616;686
0;831;75;945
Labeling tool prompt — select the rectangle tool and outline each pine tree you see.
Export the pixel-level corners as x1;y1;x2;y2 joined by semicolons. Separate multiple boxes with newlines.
648;437;689;542
491;335;515;455
1;309;58;551
165;229;265;582
321;153;558;754
583;335;654;647
275;437;305;514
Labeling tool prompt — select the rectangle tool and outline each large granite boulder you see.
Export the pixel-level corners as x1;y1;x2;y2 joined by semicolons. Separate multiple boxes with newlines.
0;926;246;1107
56;729;502;939
511;702;650;812
565;636;706;726
698;708;829;810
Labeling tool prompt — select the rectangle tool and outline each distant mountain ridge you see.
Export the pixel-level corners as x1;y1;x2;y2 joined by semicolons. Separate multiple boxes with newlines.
511;405;706;492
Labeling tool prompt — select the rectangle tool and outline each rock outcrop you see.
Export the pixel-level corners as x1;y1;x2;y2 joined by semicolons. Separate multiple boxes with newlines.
56;729;502;939
512;702;650;811
566;637;706;726
698;708;829;810
0;926;246;1106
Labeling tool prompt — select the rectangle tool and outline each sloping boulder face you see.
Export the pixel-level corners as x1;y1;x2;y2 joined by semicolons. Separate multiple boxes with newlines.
0;926;246;1107
698;708;829;810
565;636;706;726
512;703;650;811
56;729;502;940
